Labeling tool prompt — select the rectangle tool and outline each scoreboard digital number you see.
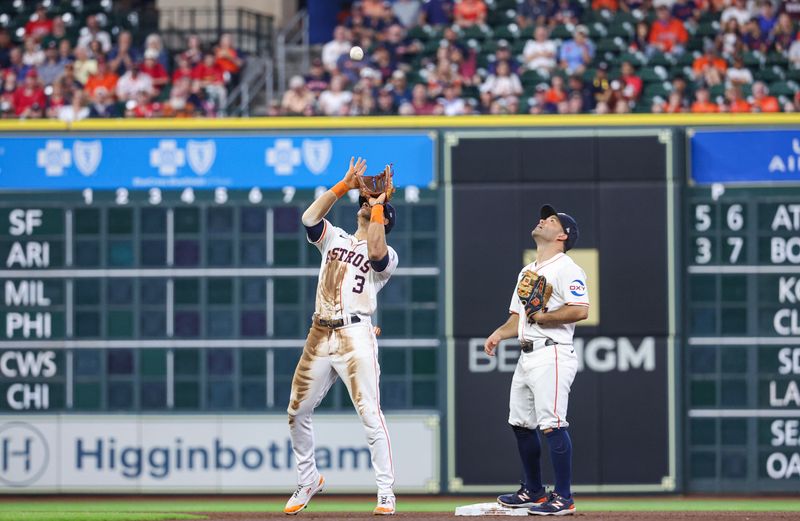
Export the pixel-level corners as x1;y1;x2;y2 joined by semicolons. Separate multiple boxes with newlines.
686;184;800;488
0;186;440;414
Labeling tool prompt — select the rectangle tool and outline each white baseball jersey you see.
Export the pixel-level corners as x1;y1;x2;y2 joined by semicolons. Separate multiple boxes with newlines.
309;219;399;320
508;252;589;345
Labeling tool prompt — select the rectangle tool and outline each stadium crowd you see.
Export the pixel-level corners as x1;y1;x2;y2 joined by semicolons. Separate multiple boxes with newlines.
279;0;800;116
0;2;242;119
2;0;800;118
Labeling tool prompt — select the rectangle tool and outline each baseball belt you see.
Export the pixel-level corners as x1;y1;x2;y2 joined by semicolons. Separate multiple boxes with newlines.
520;338;558;353
315;315;362;329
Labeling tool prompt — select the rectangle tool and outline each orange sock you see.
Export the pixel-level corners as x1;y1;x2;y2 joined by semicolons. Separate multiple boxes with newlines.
331;181;349;198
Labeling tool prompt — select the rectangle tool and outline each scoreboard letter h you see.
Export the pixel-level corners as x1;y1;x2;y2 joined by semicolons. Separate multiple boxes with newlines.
1;436;32;472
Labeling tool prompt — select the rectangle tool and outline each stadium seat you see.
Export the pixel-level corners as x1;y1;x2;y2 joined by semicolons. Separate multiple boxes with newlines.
640;66;669;83
769;81;799;97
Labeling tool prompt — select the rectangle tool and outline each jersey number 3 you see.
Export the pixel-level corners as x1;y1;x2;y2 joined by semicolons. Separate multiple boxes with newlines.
353;275;365;294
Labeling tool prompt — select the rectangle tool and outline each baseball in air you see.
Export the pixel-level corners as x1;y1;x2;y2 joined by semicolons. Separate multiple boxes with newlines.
349;46;364;61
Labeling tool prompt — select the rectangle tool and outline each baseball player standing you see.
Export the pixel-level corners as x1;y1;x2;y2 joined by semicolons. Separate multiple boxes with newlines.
284;157;399;515
484;205;589;516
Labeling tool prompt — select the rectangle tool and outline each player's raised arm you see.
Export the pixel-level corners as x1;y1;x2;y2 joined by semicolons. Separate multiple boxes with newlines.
366;193;389;261
301;156;366;227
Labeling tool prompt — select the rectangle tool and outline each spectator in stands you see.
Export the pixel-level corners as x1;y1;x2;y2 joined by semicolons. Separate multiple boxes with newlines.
438;83;466;115
523;26;558;74
42;17;67;50
742;19;769;52
7;47;31;83
489;40;520;74
73;46;97;85
305;58;330;95
390;70;411;104
545;75;567;105
45;81;65;118
384;23;418;63
719;18;742;56
671;0;699;23
553;0;582;25
172;54;194;84
117;62;153;103
726;54;753;86
693;41;727;86
1;74;16;117
184;35;204;66
22;37;45;68
771;13;796;53
144;34;170;73
126;89;157;117
419;0;453;26
409;83;436;114
392;0;421;27
376;87;398;115
78;15;112;54
620;61;642;103
281;75;315;116
756;0;778;34
750;81;780;112
57;39;73;65
593;0;618;12
109;31;140;76
663;91;686;113
322;26;351;72
448;46;477;86
88;86;117;118
789;34;800;67
14;69;46;117
454;0;487;28
58;90;90;122
141;48;168;93
56;62;82;101
517;0;552;28
649;5;688;55
318;75;352;115
528;84;554;114
0;29;13;69
722;0;753;27
559;25;595;74
480;60;522;100
691;87;719;112
568;74;594;111
193;53;227;114
631;20;650;52
373;46;396;82
215;33;242;85
38;41;65;87
25;4;53;42
164;77;202;118
591;62;612;106
84;56;118;98
724;85;751;112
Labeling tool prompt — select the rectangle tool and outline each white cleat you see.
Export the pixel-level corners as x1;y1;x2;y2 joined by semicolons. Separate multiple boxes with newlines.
284;474;325;515
373;494;396;515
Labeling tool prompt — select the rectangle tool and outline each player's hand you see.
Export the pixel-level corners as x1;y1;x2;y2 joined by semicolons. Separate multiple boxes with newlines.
343;156;367;189
484;332;501;356
531;311;546;326
368;193;387;206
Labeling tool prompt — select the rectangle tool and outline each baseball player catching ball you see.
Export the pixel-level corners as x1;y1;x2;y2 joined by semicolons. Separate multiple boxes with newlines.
484;205;589;516
284;157;398;515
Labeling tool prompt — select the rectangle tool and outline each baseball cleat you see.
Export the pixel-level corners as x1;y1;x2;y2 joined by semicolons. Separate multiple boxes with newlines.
373;494;396;515
284;474;325;514
497;484;548;508
527;493;576;516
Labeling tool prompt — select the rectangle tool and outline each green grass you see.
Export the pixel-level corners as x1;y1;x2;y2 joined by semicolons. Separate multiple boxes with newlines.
0;514;203;521
2;496;800;521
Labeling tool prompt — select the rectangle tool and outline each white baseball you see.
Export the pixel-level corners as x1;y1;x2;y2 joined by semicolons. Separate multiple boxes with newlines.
349;46;364;61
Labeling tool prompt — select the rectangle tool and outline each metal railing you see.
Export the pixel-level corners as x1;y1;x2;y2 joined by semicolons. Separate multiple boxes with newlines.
276;8;309;95
158;8;274;57
225;55;274;117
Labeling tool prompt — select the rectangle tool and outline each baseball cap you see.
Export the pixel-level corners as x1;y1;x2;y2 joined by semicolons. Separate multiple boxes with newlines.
540;204;579;252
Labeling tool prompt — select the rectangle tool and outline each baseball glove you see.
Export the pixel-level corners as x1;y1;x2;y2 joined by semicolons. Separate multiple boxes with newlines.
517;270;553;324
357;165;395;201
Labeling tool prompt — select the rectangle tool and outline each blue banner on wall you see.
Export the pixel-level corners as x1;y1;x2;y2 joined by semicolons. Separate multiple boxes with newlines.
0;133;435;190
691;129;800;184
